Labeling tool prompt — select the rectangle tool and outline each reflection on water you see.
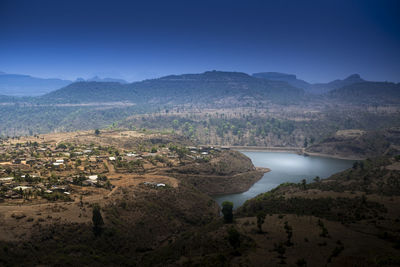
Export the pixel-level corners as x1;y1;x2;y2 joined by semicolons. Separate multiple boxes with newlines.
213;151;355;209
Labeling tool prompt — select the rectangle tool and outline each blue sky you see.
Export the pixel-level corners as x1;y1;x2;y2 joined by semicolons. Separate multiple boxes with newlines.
0;0;399;82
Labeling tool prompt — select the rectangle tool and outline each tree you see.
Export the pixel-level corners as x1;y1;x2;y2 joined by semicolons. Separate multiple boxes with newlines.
176;147;187;163
92;204;104;236
313;176;320;183
94;129;100;136
172;119;179;130
301;179;307;190
222;201;233;223
303;138;308;148
352;161;359;169
256;211;266;233
56;143;67;150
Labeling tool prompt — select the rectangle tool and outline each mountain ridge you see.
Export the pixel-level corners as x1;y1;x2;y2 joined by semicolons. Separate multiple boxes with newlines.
0;72;73;96
39;70;305;104
0;72;128;96
253;72;366;94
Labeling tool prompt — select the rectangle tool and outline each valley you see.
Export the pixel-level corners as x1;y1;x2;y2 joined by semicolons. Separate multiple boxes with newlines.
0;70;399;266
3;1;400;265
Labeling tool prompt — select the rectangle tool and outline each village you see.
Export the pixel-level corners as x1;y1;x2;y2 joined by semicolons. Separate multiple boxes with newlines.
0;130;223;206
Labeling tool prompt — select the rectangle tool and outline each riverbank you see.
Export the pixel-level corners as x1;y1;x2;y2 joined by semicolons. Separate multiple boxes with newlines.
227;145;365;161
174;168;269;196
304;151;365;161
228;145;303;153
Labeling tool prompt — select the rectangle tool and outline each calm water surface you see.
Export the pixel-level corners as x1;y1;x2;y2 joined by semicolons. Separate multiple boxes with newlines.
213;151;355;209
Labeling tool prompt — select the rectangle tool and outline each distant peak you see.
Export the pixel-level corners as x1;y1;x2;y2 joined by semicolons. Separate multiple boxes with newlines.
202;70;251;77
344;74;362;80
160;70;252;81
253;72;297;80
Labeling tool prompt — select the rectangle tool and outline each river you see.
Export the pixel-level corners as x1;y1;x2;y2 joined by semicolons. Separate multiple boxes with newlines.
213;151;355;209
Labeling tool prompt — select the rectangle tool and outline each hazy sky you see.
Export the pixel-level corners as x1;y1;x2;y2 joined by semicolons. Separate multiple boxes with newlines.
1;0;399;83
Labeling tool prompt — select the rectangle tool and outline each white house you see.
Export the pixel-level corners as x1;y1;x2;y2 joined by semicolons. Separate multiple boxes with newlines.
88;175;98;181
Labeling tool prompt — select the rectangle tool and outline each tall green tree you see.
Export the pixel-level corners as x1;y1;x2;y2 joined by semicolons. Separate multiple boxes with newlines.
92;204;104;236
301;179;307;190
222;201;234;223
256;211;266;233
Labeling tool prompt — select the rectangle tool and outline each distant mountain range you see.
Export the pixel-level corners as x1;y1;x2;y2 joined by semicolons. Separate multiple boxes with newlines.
0;72;127;96
0;72;72;96
39;71;304;104
0;70;399;105
252;72;365;94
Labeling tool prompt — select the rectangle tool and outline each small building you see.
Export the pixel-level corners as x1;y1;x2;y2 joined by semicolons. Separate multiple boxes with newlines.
53;162;64;169
87;175;98;181
89;157;97;163
13;186;31;191
0;177;14;182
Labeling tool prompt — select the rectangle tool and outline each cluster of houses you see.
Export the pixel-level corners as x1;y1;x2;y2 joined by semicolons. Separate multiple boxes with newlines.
0;138;222;203
0;141;115;202
0;175;72;201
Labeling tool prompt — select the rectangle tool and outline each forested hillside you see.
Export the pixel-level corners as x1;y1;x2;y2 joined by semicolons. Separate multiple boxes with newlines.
328;81;400;104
